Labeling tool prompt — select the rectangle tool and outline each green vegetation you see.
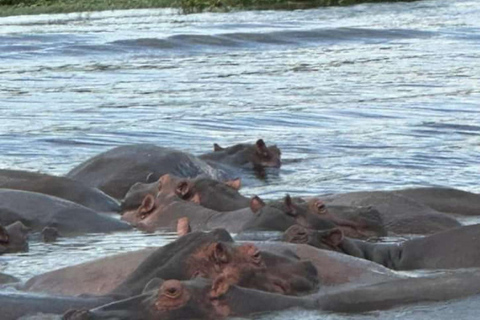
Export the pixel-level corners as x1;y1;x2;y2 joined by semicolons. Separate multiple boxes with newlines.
0;0;417;17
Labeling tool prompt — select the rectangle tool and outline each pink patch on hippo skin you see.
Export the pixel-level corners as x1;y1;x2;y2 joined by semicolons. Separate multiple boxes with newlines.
177;217;191;236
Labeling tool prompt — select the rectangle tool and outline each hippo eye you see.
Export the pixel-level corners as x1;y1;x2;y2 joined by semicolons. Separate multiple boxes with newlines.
163;286;181;299
251;250;262;264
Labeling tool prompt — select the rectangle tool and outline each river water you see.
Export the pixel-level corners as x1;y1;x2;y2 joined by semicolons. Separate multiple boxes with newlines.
0;0;480;318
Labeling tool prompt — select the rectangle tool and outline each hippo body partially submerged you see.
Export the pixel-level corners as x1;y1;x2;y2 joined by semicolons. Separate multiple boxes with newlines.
0;189;131;235
0;169;120;213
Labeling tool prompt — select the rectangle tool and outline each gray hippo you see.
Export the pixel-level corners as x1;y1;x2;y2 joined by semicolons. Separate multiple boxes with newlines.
121;174;247;215
321;190;461;234
0;221;30;254
0;189;130;235
63;268;480;319
23;230;396;297
285;223;480;270
0;169;120;213
66;140;280;199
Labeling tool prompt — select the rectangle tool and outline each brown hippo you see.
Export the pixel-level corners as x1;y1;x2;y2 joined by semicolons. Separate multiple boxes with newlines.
240;195;387;239
0;189;131;235
0;221;30;254
110;229;318;299
63;268;480;319
121;191;257;233
321;190;461;235
66;140;280;199
63;276;314;320
199;139;281;170
0;169;120;213
285;223;480;270
23;229;396;298
121;174;247;216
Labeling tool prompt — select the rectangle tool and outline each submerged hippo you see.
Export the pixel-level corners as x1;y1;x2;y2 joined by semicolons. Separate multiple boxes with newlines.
0;169;120;213
0;189;130;235
66;140;280;199
64;268;480;320
121;174;247;215
0;221;30;254
285;223;480;270
240;195;386;239
110;228;318;299
121;191;258;233
322;190;461;235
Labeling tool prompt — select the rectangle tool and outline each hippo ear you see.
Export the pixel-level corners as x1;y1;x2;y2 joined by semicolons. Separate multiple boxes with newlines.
177;217;191;237
320;228;344;247
250;196;265;214
210;274;234;299
224;178;241;190
284;194;297;217
138;194;156;216
213;242;230;264
255;139;268;154
176;181;193;199
214;143;224;152
143;278;165;293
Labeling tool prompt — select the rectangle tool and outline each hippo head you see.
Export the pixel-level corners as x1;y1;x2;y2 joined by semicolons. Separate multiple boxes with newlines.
241;195;337;233
0;221;30;253
121;174;247;216
64;277;266;320
284;225;344;251
214;139;282;169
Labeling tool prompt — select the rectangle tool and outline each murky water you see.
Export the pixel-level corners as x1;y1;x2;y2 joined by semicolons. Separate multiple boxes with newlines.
1;0;480;318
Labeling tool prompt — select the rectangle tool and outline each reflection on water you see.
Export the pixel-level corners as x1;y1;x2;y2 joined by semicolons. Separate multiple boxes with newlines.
0;0;480;318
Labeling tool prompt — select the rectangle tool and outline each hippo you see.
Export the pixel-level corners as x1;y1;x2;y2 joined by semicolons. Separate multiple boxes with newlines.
121;174;248;215
199;139;281;171
393;187;480;216
285;223;480;270
63;268;480;319
63;276;314;320
23;228;398;298
121;191;257;233
240;195;387;239
66;140;280;199
0;169;120;213
110;229;318;299
0;221;30;254
0;189;131;235
321;190;461;234
0;291;111;320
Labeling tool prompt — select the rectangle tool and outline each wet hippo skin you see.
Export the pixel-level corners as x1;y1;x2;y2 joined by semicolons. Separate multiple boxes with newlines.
286;223;480;270
0;189;131;235
66;140;280;200
0;169;120;213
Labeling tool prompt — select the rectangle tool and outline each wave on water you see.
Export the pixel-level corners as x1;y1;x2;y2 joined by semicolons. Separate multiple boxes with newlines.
111;27;434;51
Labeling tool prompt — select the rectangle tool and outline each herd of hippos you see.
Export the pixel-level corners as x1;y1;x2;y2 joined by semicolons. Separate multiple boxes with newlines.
2;139;480;319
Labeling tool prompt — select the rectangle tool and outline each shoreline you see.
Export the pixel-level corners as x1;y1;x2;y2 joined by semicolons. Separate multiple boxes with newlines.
0;0;417;18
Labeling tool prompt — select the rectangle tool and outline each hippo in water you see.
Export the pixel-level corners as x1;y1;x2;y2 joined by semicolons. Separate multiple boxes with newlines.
321;189;461;235
240;195;387;239
0;169;120;213
63;268;480;320
66;140;280;199
285;223;480;270
0;189;130;235
109;229;318;299
121;174;247;215
0;221;30;254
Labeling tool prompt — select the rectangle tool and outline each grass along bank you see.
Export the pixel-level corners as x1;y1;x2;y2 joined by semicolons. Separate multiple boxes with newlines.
0;0;418;17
